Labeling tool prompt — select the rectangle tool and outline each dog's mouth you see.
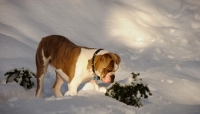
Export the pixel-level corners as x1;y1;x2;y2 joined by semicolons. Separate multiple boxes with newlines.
101;72;115;83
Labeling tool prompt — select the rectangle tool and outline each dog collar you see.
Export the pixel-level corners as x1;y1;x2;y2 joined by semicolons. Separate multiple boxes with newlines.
92;49;103;80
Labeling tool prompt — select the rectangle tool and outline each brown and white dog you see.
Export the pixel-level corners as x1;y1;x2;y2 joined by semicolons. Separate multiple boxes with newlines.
35;35;121;97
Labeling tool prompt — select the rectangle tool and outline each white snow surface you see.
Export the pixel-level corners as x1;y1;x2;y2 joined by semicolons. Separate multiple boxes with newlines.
0;0;200;114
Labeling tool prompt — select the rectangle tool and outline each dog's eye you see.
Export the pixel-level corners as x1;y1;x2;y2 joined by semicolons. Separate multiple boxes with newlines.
107;70;112;72
103;68;112;72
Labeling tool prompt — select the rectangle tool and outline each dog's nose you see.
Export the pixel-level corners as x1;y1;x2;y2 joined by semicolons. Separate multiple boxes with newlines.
111;75;115;80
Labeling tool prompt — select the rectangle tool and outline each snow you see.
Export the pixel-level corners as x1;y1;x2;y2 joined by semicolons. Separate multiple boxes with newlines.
0;0;200;113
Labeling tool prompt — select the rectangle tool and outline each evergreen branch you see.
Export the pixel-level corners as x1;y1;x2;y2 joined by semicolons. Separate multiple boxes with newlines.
4;67;35;89
105;72;152;107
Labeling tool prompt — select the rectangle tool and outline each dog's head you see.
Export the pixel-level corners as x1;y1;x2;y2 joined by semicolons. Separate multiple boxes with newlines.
89;52;121;83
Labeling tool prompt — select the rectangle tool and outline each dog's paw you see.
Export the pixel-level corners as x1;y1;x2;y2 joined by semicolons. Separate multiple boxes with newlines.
64;91;76;96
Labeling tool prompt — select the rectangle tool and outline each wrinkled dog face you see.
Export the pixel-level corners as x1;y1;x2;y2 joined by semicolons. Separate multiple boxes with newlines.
101;60;118;83
94;53;121;83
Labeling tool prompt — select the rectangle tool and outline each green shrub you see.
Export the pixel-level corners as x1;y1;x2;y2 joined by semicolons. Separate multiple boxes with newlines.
105;72;152;107
4;67;35;89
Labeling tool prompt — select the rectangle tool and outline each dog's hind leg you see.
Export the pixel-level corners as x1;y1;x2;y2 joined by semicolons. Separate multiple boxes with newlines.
52;72;64;97
35;49;49;98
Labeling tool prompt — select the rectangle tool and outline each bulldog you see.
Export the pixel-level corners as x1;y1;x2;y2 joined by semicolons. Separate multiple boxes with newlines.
35;35;121;97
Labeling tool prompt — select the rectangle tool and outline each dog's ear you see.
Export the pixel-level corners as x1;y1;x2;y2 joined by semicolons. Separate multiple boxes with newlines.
108;53;121;65
100;54;113;68
88;54;112;70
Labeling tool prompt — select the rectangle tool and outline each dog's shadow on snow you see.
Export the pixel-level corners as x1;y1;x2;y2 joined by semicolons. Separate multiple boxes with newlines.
41;80;111;98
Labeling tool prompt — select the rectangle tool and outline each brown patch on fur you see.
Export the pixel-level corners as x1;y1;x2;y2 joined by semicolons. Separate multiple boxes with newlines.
35;35;81;96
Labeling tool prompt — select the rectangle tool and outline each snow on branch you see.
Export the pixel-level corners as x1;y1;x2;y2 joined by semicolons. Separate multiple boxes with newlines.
4;67;35;89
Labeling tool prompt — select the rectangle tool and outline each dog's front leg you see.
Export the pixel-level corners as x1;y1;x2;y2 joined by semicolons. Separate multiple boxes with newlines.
90;79;107;93
64;78;82;96
90;80;100;92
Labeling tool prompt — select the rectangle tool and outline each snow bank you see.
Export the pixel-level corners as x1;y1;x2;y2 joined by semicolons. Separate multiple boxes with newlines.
0;83;35;104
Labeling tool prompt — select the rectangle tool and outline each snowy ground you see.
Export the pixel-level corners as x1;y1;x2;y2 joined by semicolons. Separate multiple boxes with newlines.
0;0;200;114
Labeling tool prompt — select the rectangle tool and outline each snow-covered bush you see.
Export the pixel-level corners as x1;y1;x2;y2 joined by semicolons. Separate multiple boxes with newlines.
105;72;152;107
4;67;35;89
